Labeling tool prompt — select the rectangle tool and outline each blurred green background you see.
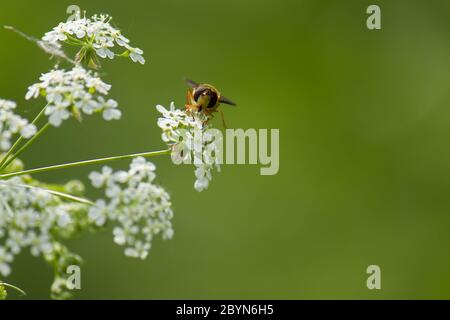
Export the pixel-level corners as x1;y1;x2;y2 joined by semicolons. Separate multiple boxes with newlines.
1;0;450;299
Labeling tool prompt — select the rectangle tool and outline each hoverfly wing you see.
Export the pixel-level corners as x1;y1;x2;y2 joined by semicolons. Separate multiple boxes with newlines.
219;95;237;106
185;78;200;88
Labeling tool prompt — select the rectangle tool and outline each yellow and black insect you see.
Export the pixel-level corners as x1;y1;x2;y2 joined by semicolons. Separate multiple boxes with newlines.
185;79;236;128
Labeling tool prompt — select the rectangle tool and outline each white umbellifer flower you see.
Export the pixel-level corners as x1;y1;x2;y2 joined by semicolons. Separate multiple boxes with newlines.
0;176;90;277
88;166;115;188
0;246;13;277
0;99;37;151
88;199;108;226
25;66;121;127
156;102;222;192
89;157;174;260
42;13;145;65
27;232;52;257
124;241;150;260
99;97;122;121
128;47;145;64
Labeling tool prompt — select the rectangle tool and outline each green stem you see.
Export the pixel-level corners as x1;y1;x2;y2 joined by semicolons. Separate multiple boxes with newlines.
0;104;48;169
0;149;171;180
0;282;26;296
65;34;85;45
0;181;95;206
0;123;51;172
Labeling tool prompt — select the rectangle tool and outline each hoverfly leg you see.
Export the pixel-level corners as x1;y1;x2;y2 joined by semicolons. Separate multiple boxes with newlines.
219;109;227;129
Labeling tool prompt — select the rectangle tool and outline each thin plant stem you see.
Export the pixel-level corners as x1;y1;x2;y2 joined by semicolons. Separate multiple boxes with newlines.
4;25;75;64
0;282;26;296
0;149;171;180
0;123;51;172
0;181;95;206
0;104;48;169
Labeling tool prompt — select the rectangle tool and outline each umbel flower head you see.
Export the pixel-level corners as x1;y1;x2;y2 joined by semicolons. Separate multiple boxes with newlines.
0;173;89;279
156;102;222;192
42;13;145;68
0;158;91;299
25;66;121;127
0;99;36;151
89;157;174;260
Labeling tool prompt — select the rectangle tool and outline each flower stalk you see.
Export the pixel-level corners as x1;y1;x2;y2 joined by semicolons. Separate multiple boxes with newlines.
0;149;171;179
0;104;48;170
0;282;26;297
0;123;51;173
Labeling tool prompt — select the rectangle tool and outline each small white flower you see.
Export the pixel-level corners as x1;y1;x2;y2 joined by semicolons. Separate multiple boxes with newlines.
46;102;71;127
85;75;111;95
20;123;37;138
0;246;13;277
95;47;115;59
194;167;211;192
88;200;108;226
100;98;122;121
56;209;72;228
25;84;41;100
114;171;130;183
129;47;145;64
113;226;138;246
125;241;150;260
74;93;99;115
89;166;114;188
6;229;25;255
27;232;52;257
129;157;156;179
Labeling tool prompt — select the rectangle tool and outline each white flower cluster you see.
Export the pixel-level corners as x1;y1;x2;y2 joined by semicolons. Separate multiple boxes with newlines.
43;13;145;64
156;103;222;192
89;157;174;260
0;99;36;151
26;66;121;127
0;177;88;277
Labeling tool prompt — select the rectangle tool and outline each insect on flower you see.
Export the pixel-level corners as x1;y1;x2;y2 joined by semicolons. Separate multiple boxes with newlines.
185;79;236;128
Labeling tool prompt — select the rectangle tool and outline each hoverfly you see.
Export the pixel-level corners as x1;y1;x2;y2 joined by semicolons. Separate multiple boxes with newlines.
185;79;236;128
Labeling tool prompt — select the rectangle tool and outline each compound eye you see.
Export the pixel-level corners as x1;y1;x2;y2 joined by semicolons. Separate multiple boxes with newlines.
207;91;218;109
